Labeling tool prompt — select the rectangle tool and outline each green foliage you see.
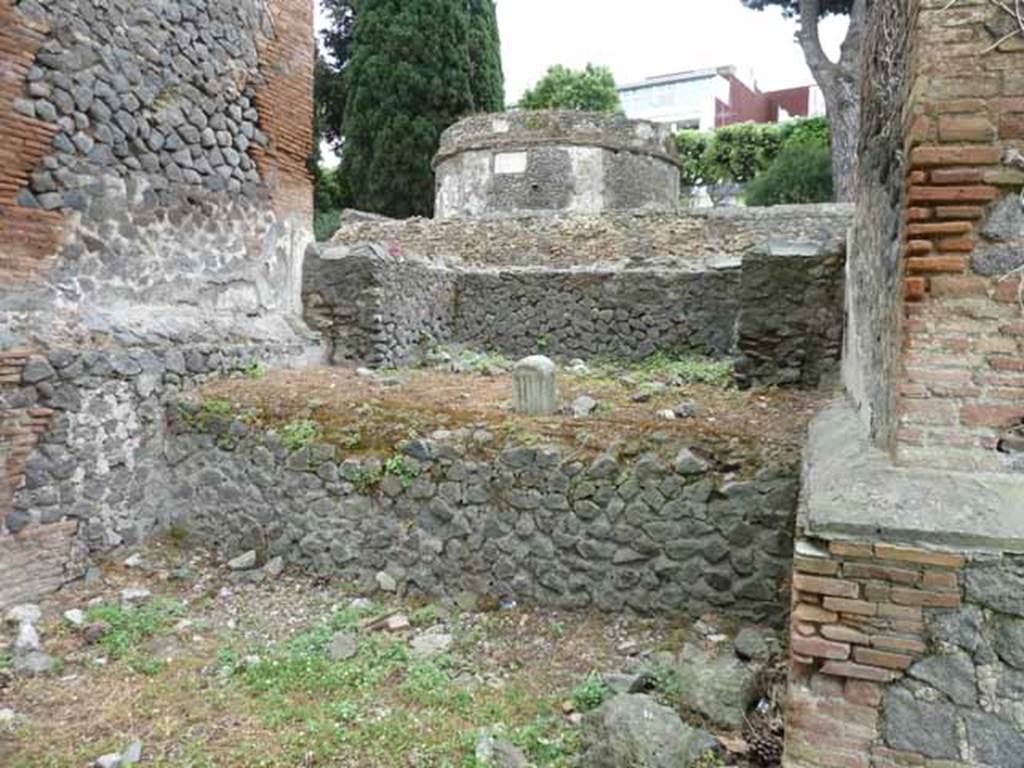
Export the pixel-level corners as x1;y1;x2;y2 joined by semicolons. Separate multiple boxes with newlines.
314;208;344;243
279;419;321;451
383;455;419;487
200;399;233;417
340;0;503;217
705;122;782;184
467;0;505;112
569;676;611;713
519;64;621;113
85;598;187;673
674;116;830;192
675;130;714;188
237;361;267;380
778;115;830;148
745;143;835;206
634;353;735;387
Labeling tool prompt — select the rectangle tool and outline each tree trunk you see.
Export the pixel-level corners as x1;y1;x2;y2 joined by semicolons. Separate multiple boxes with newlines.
797;0;868;202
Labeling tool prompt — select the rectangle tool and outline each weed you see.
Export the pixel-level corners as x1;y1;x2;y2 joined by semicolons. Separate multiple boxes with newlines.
85;598;186;667
640;658;682;704
693;748;727;767
350;465;383;493
279;419;320;451
384;455;419;487
633;352;734;387
238;361;267;379
200;399;233;417
569;675;611;713
409;603;441;627
165;523;189;546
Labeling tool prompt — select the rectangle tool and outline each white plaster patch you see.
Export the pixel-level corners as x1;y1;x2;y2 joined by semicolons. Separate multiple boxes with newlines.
491;118;510;133
494;151;528;175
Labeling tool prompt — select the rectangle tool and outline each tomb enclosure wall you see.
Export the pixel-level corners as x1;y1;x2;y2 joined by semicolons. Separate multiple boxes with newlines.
311;206;850;387
166;410;800;623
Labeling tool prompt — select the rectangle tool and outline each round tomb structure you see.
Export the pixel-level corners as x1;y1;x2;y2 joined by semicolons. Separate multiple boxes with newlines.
432;111;681;219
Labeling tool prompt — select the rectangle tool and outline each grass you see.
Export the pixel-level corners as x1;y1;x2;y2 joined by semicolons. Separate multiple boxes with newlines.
85;598;187;674
5;571;699;768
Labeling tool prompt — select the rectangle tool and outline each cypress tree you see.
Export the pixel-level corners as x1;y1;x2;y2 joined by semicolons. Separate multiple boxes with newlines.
466;0;504;112
341;0;480;218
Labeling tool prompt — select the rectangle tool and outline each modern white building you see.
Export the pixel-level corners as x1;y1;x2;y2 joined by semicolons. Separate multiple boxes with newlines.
618;66;825;132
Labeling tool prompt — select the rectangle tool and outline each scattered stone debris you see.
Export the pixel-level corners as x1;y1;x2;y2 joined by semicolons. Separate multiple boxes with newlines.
63;608;86;627
327;631;359;662
566;358;590;376
6;603;53;677
91;741;142;768
123;553;145;569
410;628;454;660
227;550;258;571
264;556;285;578
673;638;765;730
569;394;598;418
375;570;398;593
120;587;152;606
672;400;699;419
475;728;529;768
578;693;721;768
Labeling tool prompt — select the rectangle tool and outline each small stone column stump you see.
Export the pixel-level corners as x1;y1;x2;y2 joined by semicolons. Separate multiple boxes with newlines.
513;355;558;416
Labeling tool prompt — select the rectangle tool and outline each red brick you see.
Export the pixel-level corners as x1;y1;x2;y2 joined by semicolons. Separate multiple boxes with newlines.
795;555;841;576
792;634;852;661
853;647;914;670
989;356;1024;373
935;205;986;219
821;624;870;645
906;206;932;221
961;403;1023;428
906;239;933;255
937;116;996;142
904;277;927;302
889;588;961;608
906;255;968;273
873;544;966;568
929;167;985;185
819;661;898;682
822;597;878;616
842;562;920;585
910;145;1002;167
907;185;999;203
1001;113;1024;139
937;236;974;252
829;541;874;558
906;220;973;236
793;574;861;599
793;603;840;623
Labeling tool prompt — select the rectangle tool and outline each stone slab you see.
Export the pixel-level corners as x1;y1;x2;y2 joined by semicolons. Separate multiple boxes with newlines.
802;399;1024;552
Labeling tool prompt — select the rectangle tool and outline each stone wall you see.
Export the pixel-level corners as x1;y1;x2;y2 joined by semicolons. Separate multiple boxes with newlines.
166;412;799;623
327;205;854;269
841;0;918;448
0;339;315;610
0;0;317;608
451;267;740;362
308;222;847;387
787;537;1024;768
433;111;681;219
1;0;314;340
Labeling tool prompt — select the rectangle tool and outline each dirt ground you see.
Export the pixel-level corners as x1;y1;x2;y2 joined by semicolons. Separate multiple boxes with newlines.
194;358;831;467
0;543;777;768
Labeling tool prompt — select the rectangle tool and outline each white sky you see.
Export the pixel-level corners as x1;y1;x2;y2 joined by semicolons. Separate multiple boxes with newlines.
314;0;848;103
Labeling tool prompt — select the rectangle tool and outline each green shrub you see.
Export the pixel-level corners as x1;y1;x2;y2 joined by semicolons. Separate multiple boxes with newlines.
745;143;834;207
314;208;343;242
570;676;612;712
